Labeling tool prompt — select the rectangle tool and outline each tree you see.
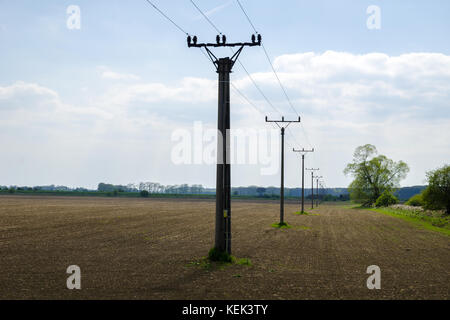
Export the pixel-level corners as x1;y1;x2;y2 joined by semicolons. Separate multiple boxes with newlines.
344;144;409;206
405;193;424;207
422;165;450;215
375;190;398;207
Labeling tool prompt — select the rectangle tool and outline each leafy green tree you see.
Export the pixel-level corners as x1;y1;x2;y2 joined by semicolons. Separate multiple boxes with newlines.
405;193;424;207
375;190;398;207
344;144;409;206
422;165;450;215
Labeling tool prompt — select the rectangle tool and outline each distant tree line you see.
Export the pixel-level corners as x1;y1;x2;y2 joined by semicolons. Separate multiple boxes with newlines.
97;182;207;195
0;180;425;202
0;185;90;193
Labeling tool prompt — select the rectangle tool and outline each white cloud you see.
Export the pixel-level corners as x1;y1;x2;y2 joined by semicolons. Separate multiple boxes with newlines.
0;51;449;188
97;66;140;81
101;77;216;107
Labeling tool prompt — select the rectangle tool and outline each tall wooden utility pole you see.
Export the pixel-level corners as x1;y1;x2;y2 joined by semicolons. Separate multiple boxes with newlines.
315;176;323;207
187;34;261;255
293;148;314;213
305;168;319;209
265;116;301;225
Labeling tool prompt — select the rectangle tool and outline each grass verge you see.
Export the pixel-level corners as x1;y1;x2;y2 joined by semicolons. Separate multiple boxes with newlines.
369;207;450;237
271;222;292;229
294;211;310;215
187;254;252;271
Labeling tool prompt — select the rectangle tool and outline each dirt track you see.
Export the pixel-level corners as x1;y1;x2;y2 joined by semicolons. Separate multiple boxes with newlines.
0;196;448;299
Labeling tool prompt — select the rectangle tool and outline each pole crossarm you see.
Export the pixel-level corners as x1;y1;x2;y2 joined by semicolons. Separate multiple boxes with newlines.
293;147;314;154
187;34;261;48
265;116;301;129
188;34;261;71
188;41;261;48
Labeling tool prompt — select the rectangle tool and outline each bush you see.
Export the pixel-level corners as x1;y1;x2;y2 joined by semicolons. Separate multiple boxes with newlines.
375;190;398;207
8;188;15;194
422;165;450;215
140;190;149;197
405;193;424;207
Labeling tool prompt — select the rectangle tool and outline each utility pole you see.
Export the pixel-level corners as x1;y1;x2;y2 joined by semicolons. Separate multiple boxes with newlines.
293;148;314;214
188;33;261;255
305;168;319;209
266;116;301;225
315;176;323;207
320;182;325;204
320;182;326;204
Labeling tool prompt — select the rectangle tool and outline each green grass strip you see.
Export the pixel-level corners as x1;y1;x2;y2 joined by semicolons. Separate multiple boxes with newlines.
271;222;292;229
369;207;450;237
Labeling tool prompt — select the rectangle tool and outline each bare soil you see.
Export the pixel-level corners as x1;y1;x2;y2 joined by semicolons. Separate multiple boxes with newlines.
0;195;448;299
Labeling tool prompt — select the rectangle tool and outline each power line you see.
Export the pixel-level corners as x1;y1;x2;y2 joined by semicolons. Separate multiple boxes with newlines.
191;0;297;152
234;0;315;150
236;0;258;33
261;44;299;117
234;0;299;117
235;59;282;117
188;1;282;117
230;82;264;115
143;1;297;151
189;0;222;34
144;0;189;35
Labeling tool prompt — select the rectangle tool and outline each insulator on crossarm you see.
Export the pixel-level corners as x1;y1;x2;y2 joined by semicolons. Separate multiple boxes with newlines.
222;35;226;44
251;34;256;43
193;36;197;45
187;35;192;46
257;34;262;43
216;35;220;44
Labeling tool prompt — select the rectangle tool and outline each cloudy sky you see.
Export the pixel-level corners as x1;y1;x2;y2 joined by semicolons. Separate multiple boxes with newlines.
0;0;449;189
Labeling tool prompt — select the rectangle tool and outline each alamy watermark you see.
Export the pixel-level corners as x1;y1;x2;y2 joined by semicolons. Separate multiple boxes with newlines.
366;265;381;289
367;5;381;30
67;5;81;30
171;121;280;176
66;265;81;289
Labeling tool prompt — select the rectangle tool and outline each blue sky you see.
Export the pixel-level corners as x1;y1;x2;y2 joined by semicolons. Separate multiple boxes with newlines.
0;0;449;189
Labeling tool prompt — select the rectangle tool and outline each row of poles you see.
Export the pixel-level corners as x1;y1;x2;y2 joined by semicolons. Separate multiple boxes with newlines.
187;34;325;255
144;0;326;258
266;117;324;225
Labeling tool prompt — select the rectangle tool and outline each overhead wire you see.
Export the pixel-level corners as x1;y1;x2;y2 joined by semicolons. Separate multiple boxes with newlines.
189;0;222;34
235;0;314;150
144;0;190;35
191;0;296;151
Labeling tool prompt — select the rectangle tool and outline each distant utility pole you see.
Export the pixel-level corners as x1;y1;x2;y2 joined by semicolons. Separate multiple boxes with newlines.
293;147;314;214
188;33;261;255
315;176;323;207
266;116;301;225
320;182;326;204
305;168;319;209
